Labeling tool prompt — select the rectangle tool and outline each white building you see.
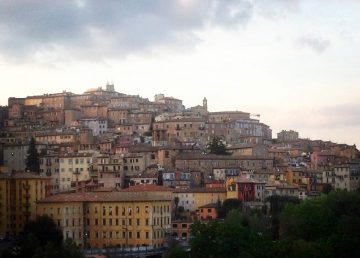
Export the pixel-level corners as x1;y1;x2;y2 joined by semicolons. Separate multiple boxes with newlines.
80;118;108;136
334;163;360;191
59;153;93;192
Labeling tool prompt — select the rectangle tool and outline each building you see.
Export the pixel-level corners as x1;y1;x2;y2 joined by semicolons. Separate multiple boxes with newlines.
0;171;51;237
171;220;193;240
36;185;173;249
3;142;46;172
96;154;124;189
80;118;108;136
264;184;299;199
59;153;94;192
334;163;360;191
174;188;227;213
175;153;274;177
277;130;299;142
198;203;219;221
40;154;60;193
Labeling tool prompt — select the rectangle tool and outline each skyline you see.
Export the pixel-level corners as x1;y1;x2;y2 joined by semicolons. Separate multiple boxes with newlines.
0;0;359;147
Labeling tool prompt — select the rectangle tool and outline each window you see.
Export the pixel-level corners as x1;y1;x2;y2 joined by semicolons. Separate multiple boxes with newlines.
136;219;140;226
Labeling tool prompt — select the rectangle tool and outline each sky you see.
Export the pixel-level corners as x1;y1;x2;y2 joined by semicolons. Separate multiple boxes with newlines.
0;0;359;147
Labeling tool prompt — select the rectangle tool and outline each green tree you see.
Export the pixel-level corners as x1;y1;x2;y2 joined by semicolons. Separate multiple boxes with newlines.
206;137;230;155
25;137;40;172
0;215;84;258
322;183;333;194
22;215;63;248
280;191;360;258
218;198;242;218
164;242;188;258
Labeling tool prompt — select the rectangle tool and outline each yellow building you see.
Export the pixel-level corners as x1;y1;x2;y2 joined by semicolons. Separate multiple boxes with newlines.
36;185;173;249
174;188;227;212
0;172;51;237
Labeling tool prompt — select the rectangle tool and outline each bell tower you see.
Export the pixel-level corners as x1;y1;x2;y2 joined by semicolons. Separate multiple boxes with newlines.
203;97;208;111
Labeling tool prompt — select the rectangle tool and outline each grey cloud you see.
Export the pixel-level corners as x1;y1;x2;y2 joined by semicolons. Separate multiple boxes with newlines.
297;35;330;53
211;0;253;26
0;0;253;62
253;0;300;19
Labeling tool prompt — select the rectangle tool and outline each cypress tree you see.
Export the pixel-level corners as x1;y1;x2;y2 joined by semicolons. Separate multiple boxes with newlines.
25;137;40;172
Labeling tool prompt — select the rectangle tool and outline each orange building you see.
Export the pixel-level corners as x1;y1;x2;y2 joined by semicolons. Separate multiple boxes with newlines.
198;203;218;221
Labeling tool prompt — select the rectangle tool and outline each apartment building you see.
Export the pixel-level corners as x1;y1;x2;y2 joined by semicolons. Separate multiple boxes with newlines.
59;153;93;192
0;172;51;237
36;185;172;249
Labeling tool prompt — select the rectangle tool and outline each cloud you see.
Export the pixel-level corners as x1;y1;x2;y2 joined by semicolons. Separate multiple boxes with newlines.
0;0;254;62
253;0;300;19
297;35;330;53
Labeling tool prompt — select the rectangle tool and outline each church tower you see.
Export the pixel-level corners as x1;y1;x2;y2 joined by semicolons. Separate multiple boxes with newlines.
203;97;208;111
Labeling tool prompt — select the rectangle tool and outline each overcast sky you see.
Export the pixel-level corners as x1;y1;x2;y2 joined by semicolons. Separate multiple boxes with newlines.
0;0;359;147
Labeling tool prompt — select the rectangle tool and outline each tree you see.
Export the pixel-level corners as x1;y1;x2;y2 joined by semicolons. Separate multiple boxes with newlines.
322;183;333;194
25;137;40;172
218;198;242;218
206;137;230;155
0;215;84;258
164;241;188;258
22;215;63;249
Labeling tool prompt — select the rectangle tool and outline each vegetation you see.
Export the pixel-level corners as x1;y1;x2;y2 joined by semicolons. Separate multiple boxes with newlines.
206;137;231;155
0;215;84;258
217;198;242;218
190;191;360;258
164;241;188;258
25;137;40;172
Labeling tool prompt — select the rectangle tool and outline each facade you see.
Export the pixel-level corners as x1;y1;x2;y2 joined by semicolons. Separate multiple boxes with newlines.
174;188;227;213
96;154;124;189
264;184;299;199
277;130;299;142
171;220;193;240
80;118;108;136
40;154;60;193
36;186;172;249
175;153;274;176
59;153;93;192
0;172;51;237
334;164;360;191
198;203;218;221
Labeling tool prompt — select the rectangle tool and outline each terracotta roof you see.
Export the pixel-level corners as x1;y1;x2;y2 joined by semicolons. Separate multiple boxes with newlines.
174;187;226;193
38;190;172;203
199;203;219;209
121;185;173;192
176;153;272;161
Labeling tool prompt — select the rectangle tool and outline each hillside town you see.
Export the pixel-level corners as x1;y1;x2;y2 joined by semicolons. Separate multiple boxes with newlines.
0;83;359;254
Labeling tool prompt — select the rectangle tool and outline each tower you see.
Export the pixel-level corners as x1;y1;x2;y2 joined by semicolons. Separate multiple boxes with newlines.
203;97;208;111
